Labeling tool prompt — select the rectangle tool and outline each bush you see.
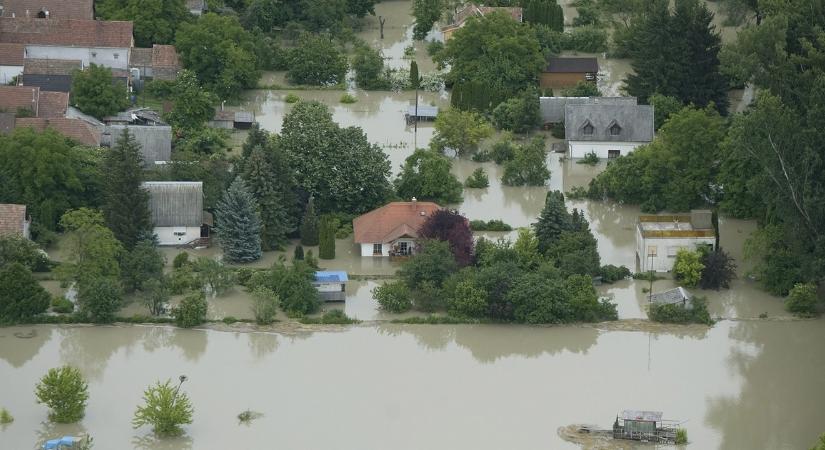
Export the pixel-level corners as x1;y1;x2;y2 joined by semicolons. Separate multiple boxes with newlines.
464;167;490;188
673;249;705;287
469;220;513;231
373;281;412;313
174;291;208;328
77;277;122;323
132;379;194;436
293;245;304;261
599;265;631;283
648;296;713;325
785;283;819;317
502;136;550;186
235;267;256;286
51;296;74;314
318;216;337;260
550;123;565;139
0;235;50;272
145;79;175;98
173;252;190;269
0;262;50;323
491;87;540;133
285;93;300;103
426;40;444;57
35;366;89;423
0;407;13;424
250;286;279;325
287;33;347;86
699;250;736;290
168;266;199;295
564;26;608;53
340;93;357;104
447;279;488;318
300;309;360;324
675;428;688;445
577;151;599;165
192;257;235;295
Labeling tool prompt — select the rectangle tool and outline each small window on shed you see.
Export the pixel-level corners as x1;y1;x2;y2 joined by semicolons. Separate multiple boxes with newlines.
114;53;119;59
583;123;594;135
610;123;621;135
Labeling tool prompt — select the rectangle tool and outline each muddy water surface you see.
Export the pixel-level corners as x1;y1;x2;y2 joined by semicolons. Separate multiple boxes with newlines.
2;320;824;450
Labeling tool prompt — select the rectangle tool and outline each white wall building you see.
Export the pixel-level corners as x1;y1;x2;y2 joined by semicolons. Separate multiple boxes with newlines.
143;182;205;246
353;200;441;258
636;210;716;272
565;102;654;159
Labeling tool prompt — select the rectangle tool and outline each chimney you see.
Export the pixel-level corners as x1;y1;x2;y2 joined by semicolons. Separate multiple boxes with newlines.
411;197;417;210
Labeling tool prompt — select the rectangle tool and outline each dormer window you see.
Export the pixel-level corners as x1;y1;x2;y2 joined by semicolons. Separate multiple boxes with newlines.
610;123;621;136
583;123;594;135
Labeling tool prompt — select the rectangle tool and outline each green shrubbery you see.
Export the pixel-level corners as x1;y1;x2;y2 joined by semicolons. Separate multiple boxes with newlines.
300;309;360;324
464;168;490;188
599;265;631;283
0;407;13;424
35;366;89;423
51;296;74;314
174;292;208;328
469;220;513;231
247;260;320;317
577;151;600;166
785;283;820;317
373;281;413;313
132;379;193;436
648;296;713;325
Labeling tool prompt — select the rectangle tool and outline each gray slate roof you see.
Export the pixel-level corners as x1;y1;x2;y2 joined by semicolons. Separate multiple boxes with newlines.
143;181;203;227
545;57;598;73
540;96;637;124
565;103;654;142
650;287;692;307
105;125;171;165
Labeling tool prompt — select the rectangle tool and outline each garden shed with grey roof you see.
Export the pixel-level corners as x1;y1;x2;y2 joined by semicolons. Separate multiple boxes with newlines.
142;181;208;246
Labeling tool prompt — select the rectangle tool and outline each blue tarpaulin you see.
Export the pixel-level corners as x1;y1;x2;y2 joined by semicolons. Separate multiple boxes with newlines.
314;271;349;283
43;436;80;449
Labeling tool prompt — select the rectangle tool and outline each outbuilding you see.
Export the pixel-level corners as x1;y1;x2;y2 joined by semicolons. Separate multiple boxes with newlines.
143;181;209;246
313;271;348;302
540;57;599;89
636;210;715;272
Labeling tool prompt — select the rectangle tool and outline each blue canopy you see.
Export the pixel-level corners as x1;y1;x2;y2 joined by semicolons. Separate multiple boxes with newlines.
43;436;80;449
315;271;349;283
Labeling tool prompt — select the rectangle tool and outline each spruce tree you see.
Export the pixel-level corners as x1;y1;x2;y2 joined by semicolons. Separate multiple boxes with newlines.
409;61;420;89
242;145;295;251
300;197;319;246
318;216;336;260
102;128;153;249
533;190;572;254
215;178;262;263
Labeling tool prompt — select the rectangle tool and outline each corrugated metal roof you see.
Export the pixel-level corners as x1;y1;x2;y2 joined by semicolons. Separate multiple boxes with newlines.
143;181;203;227
315;271;349;282
650;287;692;306
407;105;438;118
621;410;663;422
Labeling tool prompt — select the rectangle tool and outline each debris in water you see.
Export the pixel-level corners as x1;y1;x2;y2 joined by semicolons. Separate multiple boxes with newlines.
13;329;36;339
238;409;263;425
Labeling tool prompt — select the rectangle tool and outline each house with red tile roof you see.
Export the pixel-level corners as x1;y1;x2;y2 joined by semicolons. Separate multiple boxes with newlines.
0;85;66;117
0;17;133;70
0;0;94;20
0;42;25;84
0;203;31;239
129;44;180;81
15;116;101;146
353;199;441;257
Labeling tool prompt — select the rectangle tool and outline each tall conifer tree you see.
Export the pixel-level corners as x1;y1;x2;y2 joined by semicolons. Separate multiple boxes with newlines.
102;129;152;249
533;190;572;254
300;197;319;246
215;178;262;263
242;145;296;250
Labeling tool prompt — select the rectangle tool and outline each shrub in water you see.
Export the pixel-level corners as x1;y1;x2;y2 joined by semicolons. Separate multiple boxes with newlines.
250;286;279;325
340;93;357;104
373;281;412;313
172;252;190;269
648;296;713;325
464;167;490;188
577;151;599;165
51;296;74;314
132;379;194;436
675;428;688;445
174;291;208;328
284;93;300;103
35;366;89;423
785;282;819;317
0;407;13;424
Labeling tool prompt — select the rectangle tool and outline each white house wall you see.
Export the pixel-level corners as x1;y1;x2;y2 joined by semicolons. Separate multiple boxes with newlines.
0;65;23;84
360;243;390;257
25;46;129;70
154;226;200;246
636;233;716;272
569;141;645;159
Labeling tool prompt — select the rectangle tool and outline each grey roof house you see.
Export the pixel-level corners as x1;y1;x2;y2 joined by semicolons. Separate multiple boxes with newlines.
101;108;172;166
540;96;638;124
564;102;654;159
142;181;208;246
21;58;82;92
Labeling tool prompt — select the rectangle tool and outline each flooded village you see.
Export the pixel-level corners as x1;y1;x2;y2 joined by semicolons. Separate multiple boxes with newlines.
1;0;825;449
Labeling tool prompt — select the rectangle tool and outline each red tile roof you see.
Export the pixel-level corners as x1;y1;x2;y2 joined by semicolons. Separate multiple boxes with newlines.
38;90;68;117
0;85;39;113
0;18;133;48
353;201;441;243
15;117;101;146
152;44;179;68
23;58;81;75
443;3;523;30
0;0;94;20
0;203;27;236
0;42;25;65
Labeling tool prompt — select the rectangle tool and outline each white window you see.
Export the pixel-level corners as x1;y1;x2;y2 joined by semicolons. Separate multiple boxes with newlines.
114;53;119;59
373;243;382;255
647;245;658;257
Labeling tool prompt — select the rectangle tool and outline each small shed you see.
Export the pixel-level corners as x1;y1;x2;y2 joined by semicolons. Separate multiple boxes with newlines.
234;111;254;129
208;110;234;129
649;287;692;308
406;104;438;124
42;435;85;449
613;410;680;443
313;271;348;302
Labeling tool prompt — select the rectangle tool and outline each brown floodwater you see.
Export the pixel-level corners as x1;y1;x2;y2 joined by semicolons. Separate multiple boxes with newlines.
2;319;824;449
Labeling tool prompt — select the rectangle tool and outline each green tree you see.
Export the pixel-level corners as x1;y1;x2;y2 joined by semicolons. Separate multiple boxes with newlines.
524;0;564;30
395;149;463;204
242;143;296;250
192;257;236;295
276;262;319;316
77;276;123;323
447;278;488;318
623;0;729;113
121;240;165;293
648;93;683;130
0;263;50;323
35;366;89;423
96;0;189;47
491;87;541;133
533;190;571;254
409;60;420;89
810;433;825;450
0;128;103;230
442;12;544;105
58;209;123;284
561;81;601;97
175;13;260;98
400;240;458;288
215;178;262;263
418;209;474;266
318;215;337;259
430;109;493;156
142;277;170;316
785;283;819;317
102;129;153;250
352;45;387;90
673;248;704;287
699;249;736;290
412;0;443;40
0;235;49;272
502;136;550;186
280;101;392;213
287;33;348;85
300;197;320;246
165;70;218;131
70;64;129;119
250;286;279;324
373;280;413;313
506;273;572;323
133;379;194;436
464;167;489;188
174;291;208;327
